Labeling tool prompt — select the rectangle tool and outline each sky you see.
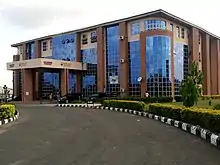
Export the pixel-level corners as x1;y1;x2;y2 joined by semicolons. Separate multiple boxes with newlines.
0;0;219;88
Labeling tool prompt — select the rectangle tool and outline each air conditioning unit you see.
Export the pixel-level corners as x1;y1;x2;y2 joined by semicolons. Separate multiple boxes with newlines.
120;88;125;92
119;36;124;40
120;59;125;63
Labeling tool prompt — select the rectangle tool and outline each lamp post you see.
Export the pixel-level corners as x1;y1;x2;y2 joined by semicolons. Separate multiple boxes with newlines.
3;85;8;103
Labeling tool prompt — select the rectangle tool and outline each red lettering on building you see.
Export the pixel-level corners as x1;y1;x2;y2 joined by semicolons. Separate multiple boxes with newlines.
43;61;52;65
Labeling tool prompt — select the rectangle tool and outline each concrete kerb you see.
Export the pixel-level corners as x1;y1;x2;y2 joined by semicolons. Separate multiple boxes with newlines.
0;111;20;127
57;104;220;150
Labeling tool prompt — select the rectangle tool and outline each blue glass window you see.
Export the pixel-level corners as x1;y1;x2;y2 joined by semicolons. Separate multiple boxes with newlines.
106;25;120;96
146;35;172;97
174;43;189;95
26;43;35;59
41;72;60;98
68;72;76;93
81;48;97;96
145;20;166;31
131;22;140;35
128;41;141;96
52;33;76;61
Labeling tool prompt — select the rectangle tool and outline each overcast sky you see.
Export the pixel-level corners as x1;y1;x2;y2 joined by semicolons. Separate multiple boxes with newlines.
0;0;219;88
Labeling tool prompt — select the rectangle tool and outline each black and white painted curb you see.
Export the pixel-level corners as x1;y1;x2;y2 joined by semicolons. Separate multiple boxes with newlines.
57;104;220;150
0;111;19;126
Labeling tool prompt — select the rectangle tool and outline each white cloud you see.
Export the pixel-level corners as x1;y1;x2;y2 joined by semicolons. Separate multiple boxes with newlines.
0;0;219;88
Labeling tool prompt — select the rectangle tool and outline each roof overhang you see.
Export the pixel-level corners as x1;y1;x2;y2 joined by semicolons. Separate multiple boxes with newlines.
6;58;87;71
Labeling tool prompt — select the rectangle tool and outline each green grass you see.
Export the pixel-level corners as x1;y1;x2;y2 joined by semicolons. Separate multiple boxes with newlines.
170;99;220;108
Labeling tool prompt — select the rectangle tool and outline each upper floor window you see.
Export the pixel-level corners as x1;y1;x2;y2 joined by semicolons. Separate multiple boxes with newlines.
91;31;97;43
82;34;88;45
176;26;180;38
181;28;185;39
144;20;166;31
42;41;48;51
50;40;52;50
131;22;140;35
170;23;173;31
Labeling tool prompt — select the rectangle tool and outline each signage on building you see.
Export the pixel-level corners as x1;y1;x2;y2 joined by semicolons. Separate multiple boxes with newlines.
19;62;27;67
43;61;52;65
109;76;119;84
9;64;14;68
61;62;71;67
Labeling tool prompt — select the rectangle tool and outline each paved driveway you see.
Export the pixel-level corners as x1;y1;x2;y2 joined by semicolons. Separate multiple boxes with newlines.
0;105;219;165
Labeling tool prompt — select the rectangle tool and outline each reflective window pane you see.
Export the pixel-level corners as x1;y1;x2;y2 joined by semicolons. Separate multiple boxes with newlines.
144;20;166;31
146;36;172;97
131;22;140;35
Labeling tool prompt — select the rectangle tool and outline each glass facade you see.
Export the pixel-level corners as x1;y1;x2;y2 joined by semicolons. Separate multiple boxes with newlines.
68;72;76;93
174;43;189;95
145;20;166;30
146;35;172;97
26;43;35;59
131;22;140;35
81;48;97;96
41;72;59;99
106;25;120;96
52;33;76;61
128;41;141;96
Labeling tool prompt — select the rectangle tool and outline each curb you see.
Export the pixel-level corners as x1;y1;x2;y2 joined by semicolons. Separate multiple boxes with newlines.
57;104;220;150
0;111;20;127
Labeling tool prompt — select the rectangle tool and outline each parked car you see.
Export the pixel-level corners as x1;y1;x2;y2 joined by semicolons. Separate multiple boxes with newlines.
85;93;108;103
58;93;82;104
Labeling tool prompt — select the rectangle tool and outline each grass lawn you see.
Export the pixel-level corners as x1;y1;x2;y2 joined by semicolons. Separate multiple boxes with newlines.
171;99;220;108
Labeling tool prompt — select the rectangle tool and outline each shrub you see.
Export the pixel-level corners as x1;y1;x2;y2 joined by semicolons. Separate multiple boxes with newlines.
148;103;220;133
213;104;220;110
0;104;16;120
103;100;145;111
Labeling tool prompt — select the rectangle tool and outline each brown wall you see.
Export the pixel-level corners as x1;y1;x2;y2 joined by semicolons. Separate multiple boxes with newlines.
119;22;129;96
97;27;105;93
190;27;200;63
60;69;68;96
202;34;211;95
22;69;34;102
76;33;82;93
210;38;218;95
140;30;174;98
217;40;220;94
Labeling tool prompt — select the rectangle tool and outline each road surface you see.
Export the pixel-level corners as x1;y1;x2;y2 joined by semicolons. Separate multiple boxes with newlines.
0;104;219;165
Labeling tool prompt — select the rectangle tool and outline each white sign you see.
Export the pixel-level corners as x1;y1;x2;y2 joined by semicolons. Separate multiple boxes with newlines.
109;76;119;84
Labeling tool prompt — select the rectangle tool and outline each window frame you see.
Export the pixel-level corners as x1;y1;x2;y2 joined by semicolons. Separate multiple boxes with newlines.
131;22;140;35
42;41;48;52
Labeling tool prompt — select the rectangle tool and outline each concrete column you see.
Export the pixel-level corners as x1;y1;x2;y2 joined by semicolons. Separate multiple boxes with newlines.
60;69;68;96
140;32;147;98
119;22;129;96
34;40;41;99
22;44;27;60
22;69;34;103
76;33;82;93
202;34;211;95
210;38;218;95
34;40;41;58
13;71;20;97
97;27;105;93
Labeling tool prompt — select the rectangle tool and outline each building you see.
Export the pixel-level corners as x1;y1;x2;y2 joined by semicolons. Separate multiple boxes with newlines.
6;9;220;103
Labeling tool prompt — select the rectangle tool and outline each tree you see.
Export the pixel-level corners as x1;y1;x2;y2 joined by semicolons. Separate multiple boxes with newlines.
180;62;204;107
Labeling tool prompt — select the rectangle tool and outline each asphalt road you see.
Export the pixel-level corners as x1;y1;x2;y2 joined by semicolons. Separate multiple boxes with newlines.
0;104;219;165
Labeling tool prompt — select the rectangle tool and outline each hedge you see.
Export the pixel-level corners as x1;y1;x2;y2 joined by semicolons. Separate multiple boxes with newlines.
103;100;145;111
0;104;16;120
148;103;220;133
111;96;176;103
201;95;220;100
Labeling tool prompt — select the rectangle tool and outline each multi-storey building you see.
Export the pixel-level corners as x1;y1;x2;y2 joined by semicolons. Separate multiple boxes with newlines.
6;9;220;103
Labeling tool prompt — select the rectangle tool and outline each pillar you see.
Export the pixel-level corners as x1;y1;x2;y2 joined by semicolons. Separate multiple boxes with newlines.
190;27;200;63
210;38;218;95
119;22;129;96
76;33;82;93
217;40;220;94
97;27;105;93
13;71;20;97
34;40;41;99
202;34;211;95
22;69;34;103
60;69;68;96
140;32;147;98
